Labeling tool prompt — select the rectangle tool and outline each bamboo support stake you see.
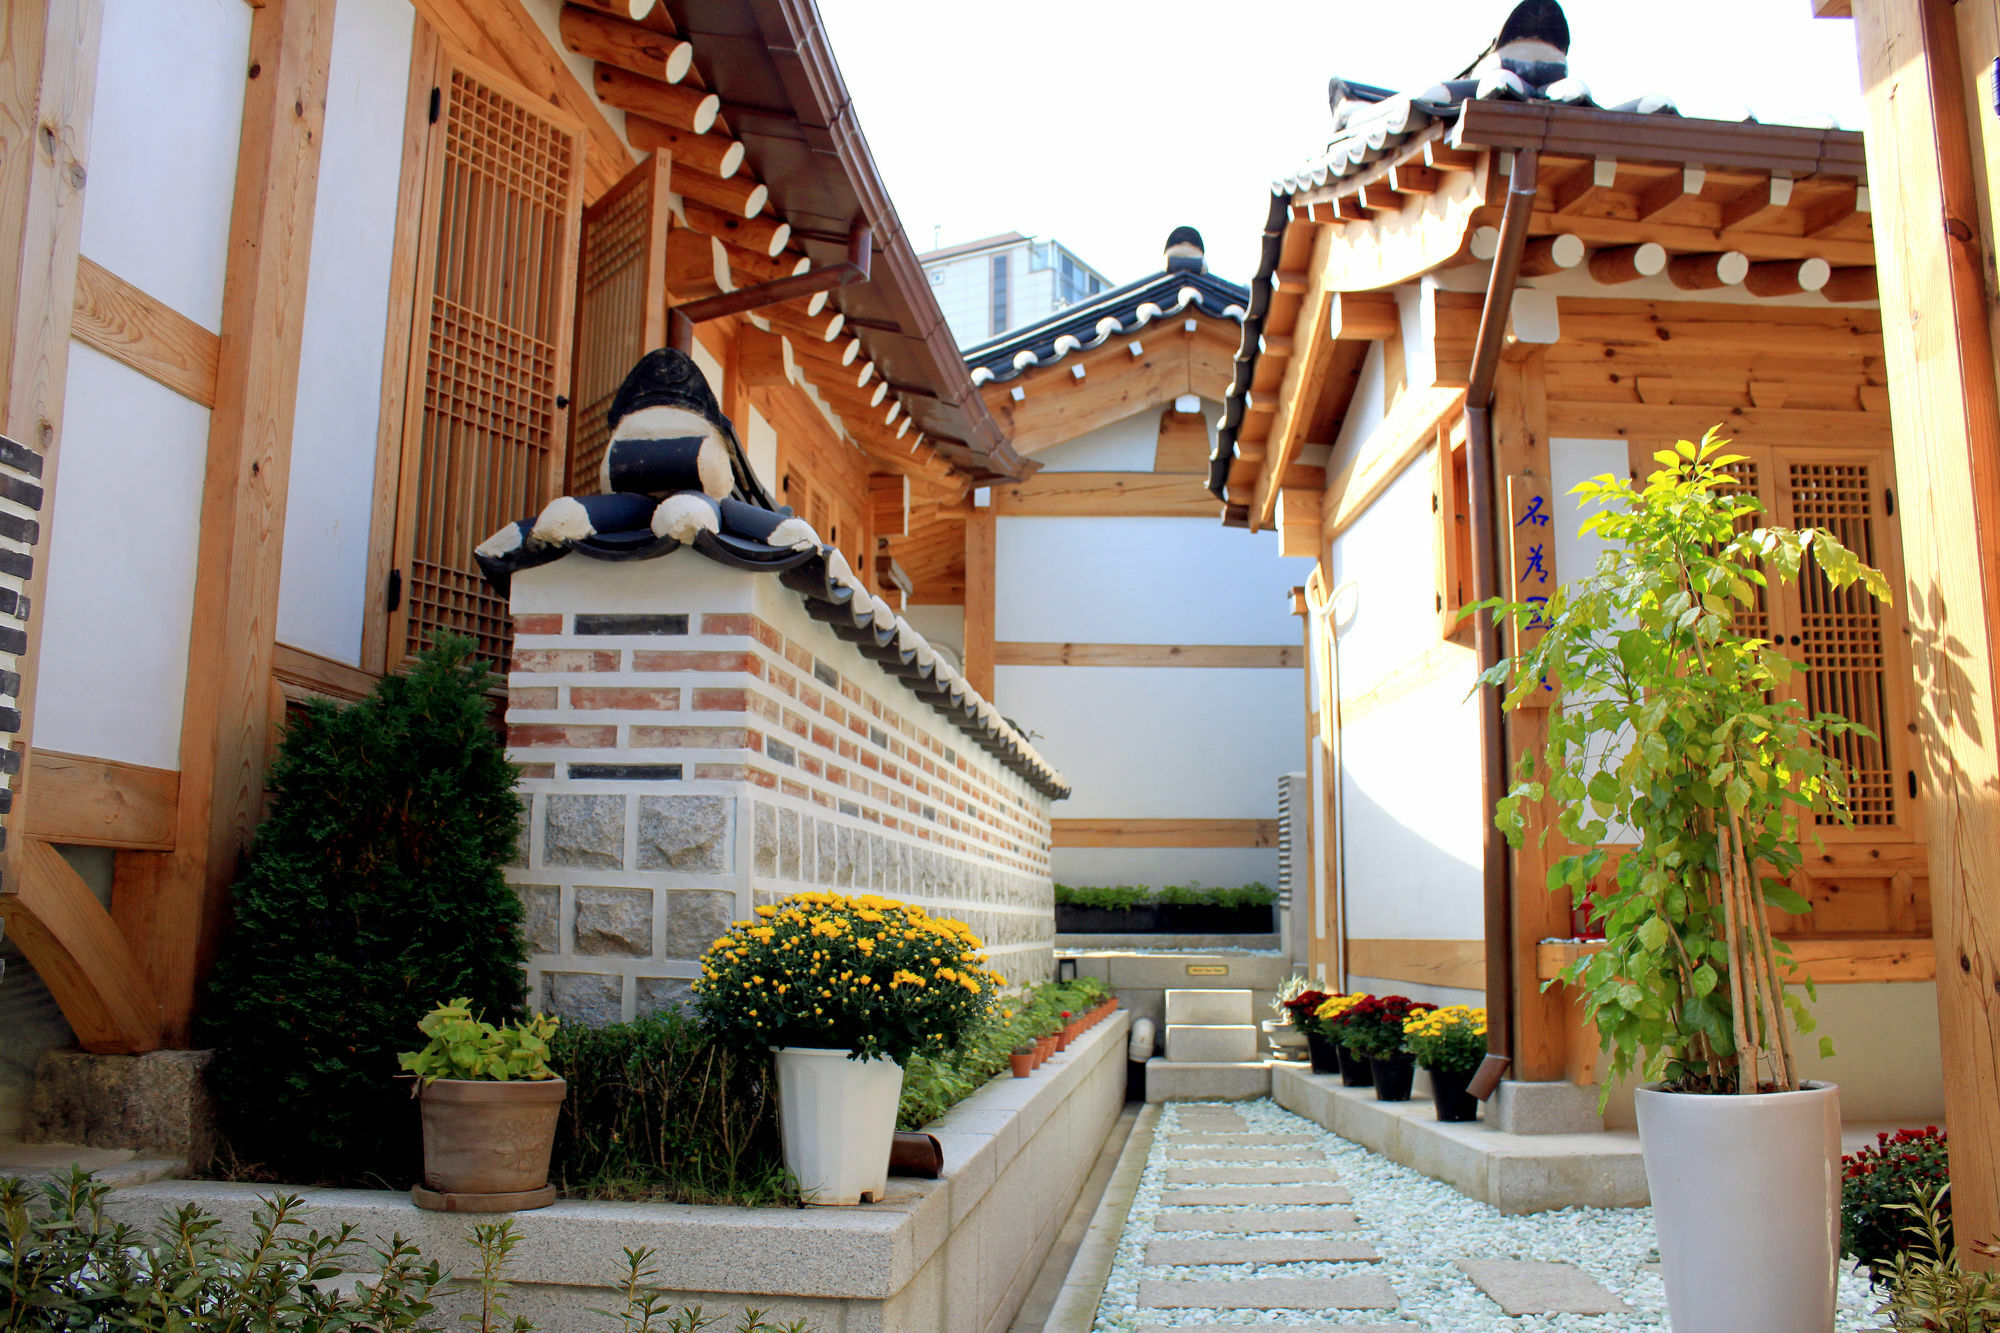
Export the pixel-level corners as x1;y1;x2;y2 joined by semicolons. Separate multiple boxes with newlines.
1716;820;1759;1088
558;5;691;83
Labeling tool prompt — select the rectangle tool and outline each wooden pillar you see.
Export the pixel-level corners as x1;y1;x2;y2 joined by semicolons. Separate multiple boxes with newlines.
0;0;102;893
963;507;995;697
147;0;335;1044
1492;355;1571;1080
1846;0;2000;1259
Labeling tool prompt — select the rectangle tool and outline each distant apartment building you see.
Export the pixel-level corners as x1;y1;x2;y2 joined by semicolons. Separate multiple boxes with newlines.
920;232;1114;346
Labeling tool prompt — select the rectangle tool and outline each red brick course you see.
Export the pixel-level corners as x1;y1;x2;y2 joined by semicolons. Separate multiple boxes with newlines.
508;723;617;748
514;648;620;673
571;686;685;711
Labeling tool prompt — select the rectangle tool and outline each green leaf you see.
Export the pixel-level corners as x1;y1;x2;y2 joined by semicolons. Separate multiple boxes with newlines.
1637;916;1668;951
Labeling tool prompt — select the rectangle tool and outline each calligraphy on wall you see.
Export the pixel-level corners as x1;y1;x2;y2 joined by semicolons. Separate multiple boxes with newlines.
1506;473;1555;708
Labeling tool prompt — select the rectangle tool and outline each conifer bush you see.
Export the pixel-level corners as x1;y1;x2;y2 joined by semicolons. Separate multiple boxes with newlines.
204;634;528;1184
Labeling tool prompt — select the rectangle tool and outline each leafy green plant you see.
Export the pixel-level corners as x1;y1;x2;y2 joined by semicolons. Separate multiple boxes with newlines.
204;633;530;1184
1484;430;1890;1096
1052;884;1149;911
0;1168;447;1330
596;1248;812;1332
1846;1127;1952;1281
897;978;1109;1130
400;998;560;1083
1870;1184;2000;1331
550;1008;798;1207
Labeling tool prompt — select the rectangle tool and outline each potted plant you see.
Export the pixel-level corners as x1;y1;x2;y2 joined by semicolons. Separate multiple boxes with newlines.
1265;977;1313;1055
695;890;1002;1206
1281;989;1336;1073
1337;995;1433;1101
1009;1044;1035;1078
1404;1005;1486;1122
398;998;564;1209
1315;992;1375;1088
1486;431;1891;1331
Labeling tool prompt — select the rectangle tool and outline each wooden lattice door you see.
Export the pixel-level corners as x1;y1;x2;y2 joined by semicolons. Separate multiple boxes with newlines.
568;156;669;495
389;48;585;669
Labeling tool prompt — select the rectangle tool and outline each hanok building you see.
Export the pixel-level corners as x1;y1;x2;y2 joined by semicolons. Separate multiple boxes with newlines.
1212;0;1938;1129
0;0;1066;1131
878;230;1313;934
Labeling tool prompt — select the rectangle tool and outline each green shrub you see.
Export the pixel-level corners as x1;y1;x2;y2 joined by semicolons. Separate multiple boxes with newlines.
1870;1183;2000;1329
1057;883;1274;911
203;634;529;1186
897;978;1110;1130
1846;1126;1952;1280
1053;884;1149;911
550;1008;798;1207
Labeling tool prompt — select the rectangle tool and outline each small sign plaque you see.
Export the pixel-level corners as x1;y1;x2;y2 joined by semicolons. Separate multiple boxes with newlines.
1186;964;1229;976
1506;472;1557;708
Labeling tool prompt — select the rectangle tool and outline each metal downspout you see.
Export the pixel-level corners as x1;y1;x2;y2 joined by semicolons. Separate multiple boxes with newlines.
1464;151;1540;1098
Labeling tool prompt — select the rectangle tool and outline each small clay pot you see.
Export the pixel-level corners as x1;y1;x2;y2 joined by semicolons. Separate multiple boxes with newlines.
1055;1025;1072;1053
1010;1048;1034;1078
418;1077;566;1195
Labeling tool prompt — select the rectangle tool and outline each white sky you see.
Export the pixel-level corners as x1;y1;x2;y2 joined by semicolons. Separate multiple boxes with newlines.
815;0;1865;286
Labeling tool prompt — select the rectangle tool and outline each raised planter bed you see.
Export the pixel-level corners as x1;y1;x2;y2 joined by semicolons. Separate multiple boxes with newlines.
103;1012;1133;1333
1055;903;1273;935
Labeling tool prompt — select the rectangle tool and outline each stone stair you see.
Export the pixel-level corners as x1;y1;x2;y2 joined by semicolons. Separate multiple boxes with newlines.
1150;989;1270;1101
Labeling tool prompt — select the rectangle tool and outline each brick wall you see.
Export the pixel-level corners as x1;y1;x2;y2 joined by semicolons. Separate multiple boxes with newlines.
504;555;1056;1025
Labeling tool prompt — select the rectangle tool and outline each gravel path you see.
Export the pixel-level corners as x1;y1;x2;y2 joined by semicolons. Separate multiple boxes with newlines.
1091;1098;1886;1331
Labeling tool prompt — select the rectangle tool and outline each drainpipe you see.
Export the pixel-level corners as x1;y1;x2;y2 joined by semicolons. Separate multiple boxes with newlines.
668;221;873;354
1463;151;1540;1101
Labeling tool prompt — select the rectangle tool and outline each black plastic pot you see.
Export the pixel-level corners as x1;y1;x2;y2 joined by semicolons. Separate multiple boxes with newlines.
1427;1064;1479;1121
1157;903;1276;935
1337;1042;1374;1088
1305;1031;1341;1074
1371;1054;1416;1102
1054;904;1159;933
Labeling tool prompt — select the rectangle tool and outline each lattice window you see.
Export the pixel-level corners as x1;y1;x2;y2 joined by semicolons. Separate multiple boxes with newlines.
1714;457;1771;645
393;53;584;669
569;157;667;495
1785;459;1896;827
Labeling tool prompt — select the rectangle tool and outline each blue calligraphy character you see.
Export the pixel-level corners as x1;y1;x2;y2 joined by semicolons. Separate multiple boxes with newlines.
1516;495;1549;528
1526;542;1549;585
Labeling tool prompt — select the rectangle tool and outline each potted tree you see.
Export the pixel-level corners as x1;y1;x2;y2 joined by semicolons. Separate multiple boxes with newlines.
1404;1005;1486;1122
398;998;564;1210
1485;431;1890;1331
696;890;1002;1205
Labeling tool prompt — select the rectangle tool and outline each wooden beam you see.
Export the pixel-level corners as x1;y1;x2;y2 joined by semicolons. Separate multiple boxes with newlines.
1524;211;1877;266
1587;242;1668;284
991;471;1217;518
22;750;176;850
1346;938;1486;991
869;472;909;538
1326;291;1400;342
1720;172;1796;230
69;256;219;406
1255;226;1341;529
557;4;690;84
624;115;745;179
154;0;336;1047
1668;250;1751;290
1537;935;1934;984
1324;386;1465;537
963;508;994;696
0;0;101;907
1847;0;2000;1260
1553;156;1619;214
271;642;379;704
2;839;162;1052
1340;640;1479;728
994;643;1302;669
1277;486;1321;557
1821;266;1879;302
1051;818;1279;849
1636;165;1705;222
735;324;792;387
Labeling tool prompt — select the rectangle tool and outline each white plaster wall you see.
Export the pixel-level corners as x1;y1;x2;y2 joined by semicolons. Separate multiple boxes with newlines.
1329;458;1485;941
1031;409;1159;473
901;604;964;663
36;347;209;768
997;663;1297;823
744;406;778;498
995;518;1309;645
276;0;414;665
83;0;249;330
1549;438;1628;585
1327;343;1388;480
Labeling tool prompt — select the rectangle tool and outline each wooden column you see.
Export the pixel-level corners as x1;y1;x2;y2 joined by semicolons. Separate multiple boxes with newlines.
148;0;335;1044
963;507;996;697
1492;356;1571;1081
1846;0;2000;1258
0;0;102;892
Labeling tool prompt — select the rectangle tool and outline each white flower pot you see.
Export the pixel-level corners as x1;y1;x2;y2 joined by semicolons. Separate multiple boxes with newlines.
773;1046;904;1205
1261;1018;1308;1049
1636;1080;1840;1333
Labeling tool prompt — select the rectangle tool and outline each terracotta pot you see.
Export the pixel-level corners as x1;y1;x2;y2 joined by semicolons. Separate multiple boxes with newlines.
1010;1051;1033;1078
418;1077;566;1195
1038;1035;1056;1063
1055;1026;1072;1052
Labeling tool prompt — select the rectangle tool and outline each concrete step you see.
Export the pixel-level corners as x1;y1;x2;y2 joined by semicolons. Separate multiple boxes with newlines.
1164;1025;1258;1063
1144;1057;1271;1103
1164;988;1253;1026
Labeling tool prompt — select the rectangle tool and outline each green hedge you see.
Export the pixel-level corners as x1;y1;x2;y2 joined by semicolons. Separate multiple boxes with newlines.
1054;882;1276;910
897;978;1110;1130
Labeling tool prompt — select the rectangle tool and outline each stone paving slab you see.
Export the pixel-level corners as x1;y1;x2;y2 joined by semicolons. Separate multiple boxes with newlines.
1167;1132;1318;1147
1146;1236;1381;1265
1139;1275;1401;1310
1164;1165;1341;1185
1161;1185;1352;1207
1176;1117;1248;1132
1454;1258;1634;1315
1165;1145;1326;1162
1137;1325;1416;1333
1151;1209;1361;1233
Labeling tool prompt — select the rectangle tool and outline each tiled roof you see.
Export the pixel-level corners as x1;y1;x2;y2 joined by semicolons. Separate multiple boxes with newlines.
963;268;1248;387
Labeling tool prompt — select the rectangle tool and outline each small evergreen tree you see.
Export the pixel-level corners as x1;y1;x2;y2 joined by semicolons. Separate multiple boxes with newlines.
204;634;528;1183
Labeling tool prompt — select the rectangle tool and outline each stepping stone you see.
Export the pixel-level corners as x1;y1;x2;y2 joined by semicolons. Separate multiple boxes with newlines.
1176;1116;1246;1132
1147;1236;1380;1265
1167;1145;1325;1162
1169;1132;1317;1147
1161;1185;1351;1207
1152;1209;1360;1233
1165;1165;1341;1185
1454;1258;1633;1316
1137;1325;1416;1333
1139;1274;1400;1310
